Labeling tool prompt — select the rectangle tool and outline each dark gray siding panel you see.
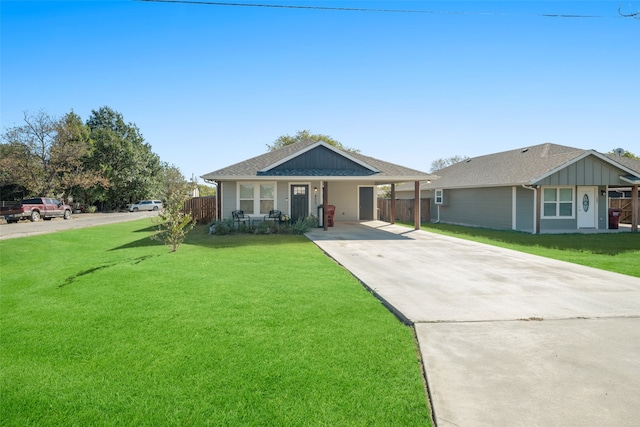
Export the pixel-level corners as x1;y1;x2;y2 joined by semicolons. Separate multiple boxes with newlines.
438;187;512;230
538;156;625;186
515;186;535;233
268;146;372;174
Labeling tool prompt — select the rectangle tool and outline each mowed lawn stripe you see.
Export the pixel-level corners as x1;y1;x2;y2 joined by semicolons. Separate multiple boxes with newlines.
1;220;431;426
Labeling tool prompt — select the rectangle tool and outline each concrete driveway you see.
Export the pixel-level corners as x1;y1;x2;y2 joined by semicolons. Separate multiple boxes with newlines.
306;221;640;427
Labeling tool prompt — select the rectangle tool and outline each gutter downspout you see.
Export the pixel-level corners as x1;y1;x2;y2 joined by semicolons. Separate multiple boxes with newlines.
522;184;537;234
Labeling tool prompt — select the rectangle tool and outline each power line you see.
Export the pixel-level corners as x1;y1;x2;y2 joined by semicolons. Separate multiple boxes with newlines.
136;0;610;19
618;3;640;18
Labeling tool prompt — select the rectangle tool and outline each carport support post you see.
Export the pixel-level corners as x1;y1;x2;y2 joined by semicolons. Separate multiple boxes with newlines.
414;181;420;230
632;185;638;233
323;181;328;231
216;181;222;221
390;184;396;224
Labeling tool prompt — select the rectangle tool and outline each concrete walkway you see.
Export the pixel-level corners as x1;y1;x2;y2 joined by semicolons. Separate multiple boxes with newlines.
306;221;640;427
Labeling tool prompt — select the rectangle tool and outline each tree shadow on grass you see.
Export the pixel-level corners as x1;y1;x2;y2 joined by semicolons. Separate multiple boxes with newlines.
133;225;157;233
109;236;165;251
109;225;307;251
422;223;640;256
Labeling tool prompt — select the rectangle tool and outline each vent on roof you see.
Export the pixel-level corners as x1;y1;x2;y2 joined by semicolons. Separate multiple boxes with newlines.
522;148;529;153
466;159;472;163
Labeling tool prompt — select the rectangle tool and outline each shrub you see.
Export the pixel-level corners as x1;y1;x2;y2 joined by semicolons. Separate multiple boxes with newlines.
208;219;234;235
209;215;318;236
291;215;318;235
253;220;275;235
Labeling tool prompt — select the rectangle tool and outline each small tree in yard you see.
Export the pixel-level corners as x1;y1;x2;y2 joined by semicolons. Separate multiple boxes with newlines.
151;166;196;252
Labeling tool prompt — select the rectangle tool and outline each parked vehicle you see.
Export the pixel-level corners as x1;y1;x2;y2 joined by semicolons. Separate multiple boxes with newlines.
128;200;162;212
2;197;72;223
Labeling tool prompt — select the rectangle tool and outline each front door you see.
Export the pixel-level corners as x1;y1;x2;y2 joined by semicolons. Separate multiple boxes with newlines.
577;186;597;228
359;186;374;221
290;185;308;223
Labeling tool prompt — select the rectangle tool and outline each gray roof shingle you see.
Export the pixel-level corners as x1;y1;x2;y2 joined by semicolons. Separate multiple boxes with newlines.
405;143;640;190
201;139;433;182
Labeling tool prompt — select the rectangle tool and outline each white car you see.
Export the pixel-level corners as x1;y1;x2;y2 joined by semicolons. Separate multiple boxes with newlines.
128;200;163;212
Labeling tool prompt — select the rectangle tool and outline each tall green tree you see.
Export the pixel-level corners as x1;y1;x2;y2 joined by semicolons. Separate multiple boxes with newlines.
0;110;105;202
0;143;28;200
86;107;162;209
1;111;57;197
54;111;108;202
267;129;359;153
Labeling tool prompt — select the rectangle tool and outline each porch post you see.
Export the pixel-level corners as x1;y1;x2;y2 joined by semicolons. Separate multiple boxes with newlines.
390;183;396;224
216;181;222;221
323;180;329;231
632;185;638;233
414;181;420;230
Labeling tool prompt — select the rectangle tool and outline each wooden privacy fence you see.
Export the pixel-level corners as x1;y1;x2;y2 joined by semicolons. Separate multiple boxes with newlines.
183;197;217;224
377;198;431;223
609;198;638;224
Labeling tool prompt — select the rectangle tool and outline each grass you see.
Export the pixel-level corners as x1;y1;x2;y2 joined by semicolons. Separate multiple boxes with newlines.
406;222;640;278
0;221;432;426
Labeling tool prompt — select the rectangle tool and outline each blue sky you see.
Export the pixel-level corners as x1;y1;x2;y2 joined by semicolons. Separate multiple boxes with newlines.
2;1;638;183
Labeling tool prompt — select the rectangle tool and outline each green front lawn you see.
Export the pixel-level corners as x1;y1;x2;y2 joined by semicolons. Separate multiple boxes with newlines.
0;221;431;426
415;223;640;278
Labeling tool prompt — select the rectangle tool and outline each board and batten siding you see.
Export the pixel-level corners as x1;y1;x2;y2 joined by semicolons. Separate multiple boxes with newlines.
437;187;512;230
269;146;372;174
514;186;535;233
537;156;625;186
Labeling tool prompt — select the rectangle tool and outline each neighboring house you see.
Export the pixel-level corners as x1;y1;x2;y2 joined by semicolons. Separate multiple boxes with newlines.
201;139;435;229
396;143;640;233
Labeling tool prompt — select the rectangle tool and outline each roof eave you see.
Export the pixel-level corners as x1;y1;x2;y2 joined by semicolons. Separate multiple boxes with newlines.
201;174;434;182
620;175;640;185
420;182;531;190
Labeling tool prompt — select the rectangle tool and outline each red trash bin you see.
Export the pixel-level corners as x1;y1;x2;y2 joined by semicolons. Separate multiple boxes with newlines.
608;208;621;229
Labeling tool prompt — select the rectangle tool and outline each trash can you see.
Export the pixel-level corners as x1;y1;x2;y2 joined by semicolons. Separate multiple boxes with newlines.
317;205;323;228
608;208;622;229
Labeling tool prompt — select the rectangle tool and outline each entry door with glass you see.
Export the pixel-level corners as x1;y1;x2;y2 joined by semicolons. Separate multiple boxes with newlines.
290;185;309;223
577;186;597;228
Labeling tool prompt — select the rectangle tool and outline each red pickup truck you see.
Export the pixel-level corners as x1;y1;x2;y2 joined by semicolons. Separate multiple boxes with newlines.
2;197;72;223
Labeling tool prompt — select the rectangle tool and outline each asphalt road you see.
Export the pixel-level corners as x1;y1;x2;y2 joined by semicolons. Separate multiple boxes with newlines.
0;211;159;240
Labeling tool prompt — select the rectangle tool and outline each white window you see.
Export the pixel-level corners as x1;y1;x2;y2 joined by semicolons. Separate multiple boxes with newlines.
435;189;444;205
542;187;574;218
238;182;276;215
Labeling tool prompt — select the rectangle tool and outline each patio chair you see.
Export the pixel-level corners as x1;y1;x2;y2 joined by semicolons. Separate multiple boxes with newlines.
232;210;250;227
326;205;335;227
264;209;282;224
